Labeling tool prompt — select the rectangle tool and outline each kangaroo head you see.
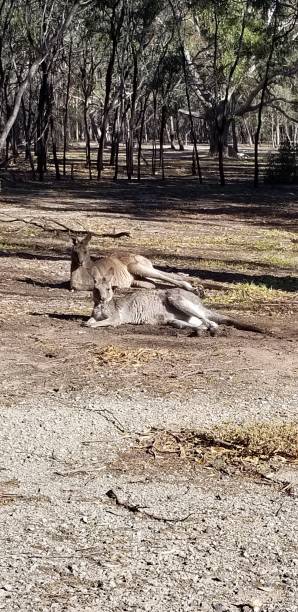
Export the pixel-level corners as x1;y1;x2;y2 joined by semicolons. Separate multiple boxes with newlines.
71;233;92;266
93;267;114;304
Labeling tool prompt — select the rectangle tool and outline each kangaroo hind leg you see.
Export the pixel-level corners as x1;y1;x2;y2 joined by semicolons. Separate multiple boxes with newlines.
170;317;205;330
131;278;156;289
167;293;218;332
128;262;193;291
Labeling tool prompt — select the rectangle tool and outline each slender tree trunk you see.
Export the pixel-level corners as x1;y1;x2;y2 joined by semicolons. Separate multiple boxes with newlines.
126;50;138;181
137;96;148;181
159;104;167;180
169;116;176;150
21;97;35;178
36;63;51;181
63;38;72;176
231;119;238;154
50;118;60;180
152;93;157;176
110;110;118;166
75;97;79;142
243;119;253;146
97;4;124;179
181;46;202;182
176;112;184;151
254;1;279;187
83;96;91;179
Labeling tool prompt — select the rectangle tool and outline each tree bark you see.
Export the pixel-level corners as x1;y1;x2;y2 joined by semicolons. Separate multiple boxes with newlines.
36;63;51;181
254;0;279;187
159;104;167;179
97;2;125;179
63;38;72;176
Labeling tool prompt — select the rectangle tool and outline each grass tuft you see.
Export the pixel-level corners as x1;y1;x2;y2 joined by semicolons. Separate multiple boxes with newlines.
207;282;290;306
139;421;298;463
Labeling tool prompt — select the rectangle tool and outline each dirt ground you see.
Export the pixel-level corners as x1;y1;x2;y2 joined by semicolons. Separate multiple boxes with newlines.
0;148;297;611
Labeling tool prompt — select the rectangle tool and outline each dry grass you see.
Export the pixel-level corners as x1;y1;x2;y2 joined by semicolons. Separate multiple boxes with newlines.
138;422;298;464
207;282;290;306
93;344;169;367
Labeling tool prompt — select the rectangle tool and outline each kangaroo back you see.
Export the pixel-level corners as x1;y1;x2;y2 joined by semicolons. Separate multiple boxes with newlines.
93;257;134;289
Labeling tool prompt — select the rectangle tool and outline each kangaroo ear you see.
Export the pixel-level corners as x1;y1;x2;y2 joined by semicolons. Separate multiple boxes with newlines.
105;267;114;282
82;232;92;245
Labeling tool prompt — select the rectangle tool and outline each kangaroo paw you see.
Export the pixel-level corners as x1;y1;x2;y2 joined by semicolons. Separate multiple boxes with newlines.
84;317;98;328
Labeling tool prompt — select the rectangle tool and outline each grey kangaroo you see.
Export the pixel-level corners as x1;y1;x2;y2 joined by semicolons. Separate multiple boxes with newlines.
70;233;194;292
85;268;266;334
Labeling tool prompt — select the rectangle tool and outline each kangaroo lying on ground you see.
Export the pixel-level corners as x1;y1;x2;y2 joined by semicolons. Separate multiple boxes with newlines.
85;268;266;334
70;233;194;292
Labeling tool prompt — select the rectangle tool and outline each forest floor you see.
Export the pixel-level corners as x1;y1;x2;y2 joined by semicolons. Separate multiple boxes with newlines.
0;146;297;611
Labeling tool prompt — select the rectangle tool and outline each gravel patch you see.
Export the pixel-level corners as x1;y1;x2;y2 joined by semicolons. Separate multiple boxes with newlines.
0;391;297;611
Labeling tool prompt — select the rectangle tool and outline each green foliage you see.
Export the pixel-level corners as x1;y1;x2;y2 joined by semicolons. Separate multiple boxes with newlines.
265;140;298;184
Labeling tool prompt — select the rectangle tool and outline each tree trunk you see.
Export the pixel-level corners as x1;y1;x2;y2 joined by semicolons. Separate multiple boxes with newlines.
175;112;184;151
110;109;118;166
243;119;253;146
126;50;138;181
254;1;279;187
97;4;125;179
181;46;202;182
83;96;91;179
159;104;166;180
137;96;148;181
50;117;60;180
152;93;157;176
21;96;35;179
169;116;176;150
207;115;229;156
63;38;72;176
231;119;238;154
36;63;51;181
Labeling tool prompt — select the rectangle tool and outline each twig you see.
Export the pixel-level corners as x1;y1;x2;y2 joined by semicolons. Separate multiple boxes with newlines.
105;489;193;523
83;407;126;433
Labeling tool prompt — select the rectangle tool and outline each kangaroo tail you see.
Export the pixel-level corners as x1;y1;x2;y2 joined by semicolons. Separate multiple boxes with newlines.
210;311;268;334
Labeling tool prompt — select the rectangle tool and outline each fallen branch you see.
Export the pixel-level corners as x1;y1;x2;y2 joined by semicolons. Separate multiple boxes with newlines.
83;407;126;433
0;216;131;239
105;488;193;523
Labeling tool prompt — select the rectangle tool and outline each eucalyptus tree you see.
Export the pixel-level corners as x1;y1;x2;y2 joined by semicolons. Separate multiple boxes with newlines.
169;0;297;183
0;0;89;157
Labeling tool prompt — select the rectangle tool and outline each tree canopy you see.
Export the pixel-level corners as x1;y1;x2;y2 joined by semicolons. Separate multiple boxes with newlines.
0;0;297;183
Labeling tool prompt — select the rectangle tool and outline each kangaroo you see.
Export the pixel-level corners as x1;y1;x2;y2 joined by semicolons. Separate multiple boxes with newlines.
85;268;267;335
70;233;194;292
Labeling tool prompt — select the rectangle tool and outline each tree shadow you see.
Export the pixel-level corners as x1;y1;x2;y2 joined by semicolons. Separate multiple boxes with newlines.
0;249;68;261
158;256;297;292
5;178;297;231
19;277;70;290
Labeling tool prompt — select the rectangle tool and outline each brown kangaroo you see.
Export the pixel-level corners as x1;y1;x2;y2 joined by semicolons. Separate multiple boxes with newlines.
70;233;194;292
